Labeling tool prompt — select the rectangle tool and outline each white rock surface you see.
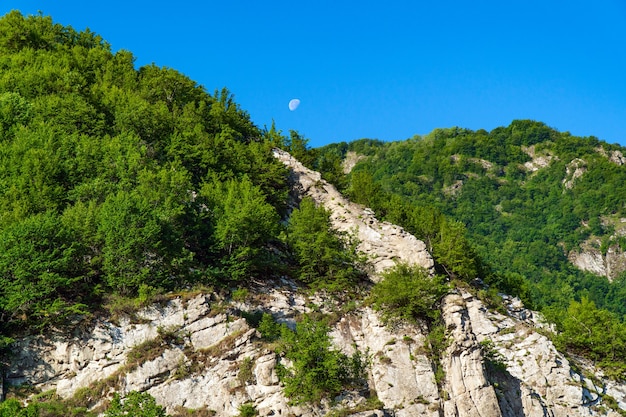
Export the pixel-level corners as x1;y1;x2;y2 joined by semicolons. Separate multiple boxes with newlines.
569;238;626;281
563;158;587;189
596;146;626;166
521;145;556;172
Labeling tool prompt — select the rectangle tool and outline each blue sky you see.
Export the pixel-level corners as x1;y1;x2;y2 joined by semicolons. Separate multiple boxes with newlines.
2;1;625;147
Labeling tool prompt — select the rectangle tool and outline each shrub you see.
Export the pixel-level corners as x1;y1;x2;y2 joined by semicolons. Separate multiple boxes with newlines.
276;315;367;404
480;339;507;372
257;313;283;342
231;288;249;302
238;357;255;385
104;391;168;417
371;263;449;323
424;323;450;387
237;403;257;417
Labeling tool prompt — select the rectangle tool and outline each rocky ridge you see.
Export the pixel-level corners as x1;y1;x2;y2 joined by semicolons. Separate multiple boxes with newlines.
4;151;626;416
273;148;434;278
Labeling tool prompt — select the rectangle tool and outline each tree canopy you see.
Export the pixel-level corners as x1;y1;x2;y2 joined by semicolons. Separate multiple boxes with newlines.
0;11;292;331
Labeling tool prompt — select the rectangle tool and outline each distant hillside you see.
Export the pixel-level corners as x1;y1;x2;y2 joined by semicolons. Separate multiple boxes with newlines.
315;122;626;311
304;121;626;374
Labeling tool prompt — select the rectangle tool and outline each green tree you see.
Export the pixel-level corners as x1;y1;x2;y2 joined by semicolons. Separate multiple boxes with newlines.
285;130;316;167
202;176;280;281
0;211;90;326
347;170;384;213
432;219;479;281
0;11;65;52
372;263;449;323
286;198;364;290
277;315;366;404
0;91;31;134
104;391;169;417
0;399;27;417
263;119;286;148
97;190;163;294
555;297;626;364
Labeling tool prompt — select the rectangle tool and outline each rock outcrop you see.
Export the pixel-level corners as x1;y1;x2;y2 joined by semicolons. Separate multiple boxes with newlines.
569;242;626;281
342;151;366;174
563;158;587;189
273;148;434;278
4;150;626;417
521;145;556;173
441;293;502;417
568;218;626;281
9;287;622;416
596;146;626;166
448;291;616;417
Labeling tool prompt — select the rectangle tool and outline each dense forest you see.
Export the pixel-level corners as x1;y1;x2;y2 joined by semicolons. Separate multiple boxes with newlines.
2;10;626;416
0;10;281;331
0;11;363;340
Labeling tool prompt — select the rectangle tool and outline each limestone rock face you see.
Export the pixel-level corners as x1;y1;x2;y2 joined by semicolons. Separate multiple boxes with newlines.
568;233;626;281
4;150;626;417
460;291;622;417
569;245;608;277
563;158;587;189
441;293;502;417
9;289;434;417
342;151;366;174
596;146;626;166
331;309;440;417
273;148;434;279
521;145;556;172
9;289;624;417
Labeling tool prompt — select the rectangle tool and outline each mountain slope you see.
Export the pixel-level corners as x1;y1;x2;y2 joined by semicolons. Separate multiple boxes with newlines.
2;10;626;417
7;150;625;417
0;10;290;334
337;122;626;304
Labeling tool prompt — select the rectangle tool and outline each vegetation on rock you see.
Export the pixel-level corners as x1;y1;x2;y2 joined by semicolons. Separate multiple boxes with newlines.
256;313;367;405
310;120;626;379
371;263;449;324
3;8;626;416
286;197;366;291
0;11;365;336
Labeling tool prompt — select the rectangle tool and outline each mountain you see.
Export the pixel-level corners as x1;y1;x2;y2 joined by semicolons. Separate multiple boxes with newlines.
2;10;626;417
327;122;626;292
309;121;626;383
6;149;626;417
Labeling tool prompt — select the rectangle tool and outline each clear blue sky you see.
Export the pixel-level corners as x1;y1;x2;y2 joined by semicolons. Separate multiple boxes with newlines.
2;1;626;147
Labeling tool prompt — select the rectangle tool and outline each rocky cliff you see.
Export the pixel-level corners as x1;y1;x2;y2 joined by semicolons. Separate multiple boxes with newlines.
567;216;626;282
568;238;626;281
273;148;434;279
4;151;626;416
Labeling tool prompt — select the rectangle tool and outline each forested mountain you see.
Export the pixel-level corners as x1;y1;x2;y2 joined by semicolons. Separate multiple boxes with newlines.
0;11;371;416
310;121;626;376
2;10;626;417
0;9;295;332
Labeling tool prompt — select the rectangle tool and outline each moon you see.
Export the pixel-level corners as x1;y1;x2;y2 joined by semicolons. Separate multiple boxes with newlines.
288;98;300;111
